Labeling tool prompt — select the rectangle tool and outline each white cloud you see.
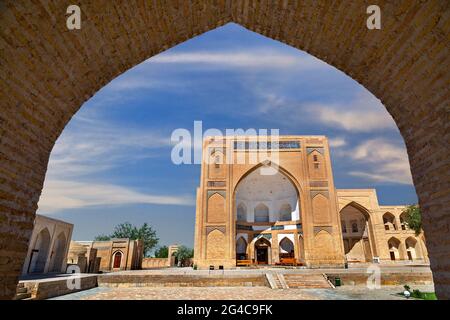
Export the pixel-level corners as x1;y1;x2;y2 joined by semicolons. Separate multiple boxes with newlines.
347;139;413;185
46;118;172;179
38;180;195;213
148;50;329;70
38;117;196;213
312;92;396;132
329;137;347;148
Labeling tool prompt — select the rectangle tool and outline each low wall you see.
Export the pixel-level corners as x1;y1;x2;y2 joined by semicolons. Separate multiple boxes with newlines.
98;274;268;288
142;258;169;269
327;272;433;286
23;275;98;300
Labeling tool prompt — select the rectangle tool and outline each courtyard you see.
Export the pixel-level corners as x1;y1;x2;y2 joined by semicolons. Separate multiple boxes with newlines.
50;284;434;300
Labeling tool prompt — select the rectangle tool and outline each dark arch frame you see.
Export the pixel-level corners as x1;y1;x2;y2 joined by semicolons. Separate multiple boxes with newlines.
0;1;448;299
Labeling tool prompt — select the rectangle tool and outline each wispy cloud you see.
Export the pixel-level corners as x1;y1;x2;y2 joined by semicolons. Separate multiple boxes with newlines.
38;117;193;213
46;118;172;179
346;138;413;185
329;137;347;148
38;180;195;213
149;50;329;70
311;92;396;132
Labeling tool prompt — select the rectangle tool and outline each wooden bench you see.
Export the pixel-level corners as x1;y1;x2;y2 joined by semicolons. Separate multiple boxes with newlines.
279;258;297;266
236;259;252;266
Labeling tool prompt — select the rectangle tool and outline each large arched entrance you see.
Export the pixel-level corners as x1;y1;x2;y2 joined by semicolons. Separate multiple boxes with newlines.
0;2;448;299
340;203;375;263
234;164;303;265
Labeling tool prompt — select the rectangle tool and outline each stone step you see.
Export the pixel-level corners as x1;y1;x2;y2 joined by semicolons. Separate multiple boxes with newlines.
14;292;32;300
16;287;28;294
283;274;331;289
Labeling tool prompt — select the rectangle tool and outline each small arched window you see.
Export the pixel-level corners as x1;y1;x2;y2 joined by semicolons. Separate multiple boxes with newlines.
351;221;358;233
279;203;292;221
313;155;318;162
215;156;220;168
237;203;247;221
254;203;269;222
341;221;347;233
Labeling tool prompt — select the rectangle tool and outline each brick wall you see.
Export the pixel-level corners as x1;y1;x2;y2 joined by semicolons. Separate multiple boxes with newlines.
0;1;448;299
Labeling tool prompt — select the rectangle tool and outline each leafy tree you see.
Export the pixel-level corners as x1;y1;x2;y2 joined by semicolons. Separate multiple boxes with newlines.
403;205;422;235
95;222;159;257
174;246;194;267
154;245;169;258
94;234;111;241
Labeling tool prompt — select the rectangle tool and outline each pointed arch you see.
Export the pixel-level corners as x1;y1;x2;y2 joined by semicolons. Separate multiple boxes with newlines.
112;250;123;269
405;236;422;261
387;237;401;261
340;201;374;262
279;237;294;257
279;203;292;221
383;212;397;231
312;193;331;224
50;232;67;273
236;203;247;221
254;203;269;222
207;192;226;223
29;228;51;274
207;229;226;260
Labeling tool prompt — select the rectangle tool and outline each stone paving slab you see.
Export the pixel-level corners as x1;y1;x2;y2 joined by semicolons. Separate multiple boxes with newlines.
50;285;434;300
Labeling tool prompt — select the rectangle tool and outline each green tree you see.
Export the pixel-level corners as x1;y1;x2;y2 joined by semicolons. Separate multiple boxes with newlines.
94;234;111;241
174;246;194;267
403;205;422;235
95;222;159;257
154;245;169;258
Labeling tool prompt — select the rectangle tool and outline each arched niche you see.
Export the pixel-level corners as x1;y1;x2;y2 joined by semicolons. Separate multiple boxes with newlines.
234;165;300;223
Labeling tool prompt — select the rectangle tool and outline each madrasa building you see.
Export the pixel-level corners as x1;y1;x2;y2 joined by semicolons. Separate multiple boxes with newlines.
193;136;428;269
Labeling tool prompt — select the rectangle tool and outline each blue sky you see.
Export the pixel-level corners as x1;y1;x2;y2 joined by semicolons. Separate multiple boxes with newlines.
37;23;417;252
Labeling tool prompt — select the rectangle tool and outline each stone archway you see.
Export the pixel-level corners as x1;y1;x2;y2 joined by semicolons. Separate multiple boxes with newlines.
340;203;375;263
0;1;449;299
50;232;67;273
28;228;51;274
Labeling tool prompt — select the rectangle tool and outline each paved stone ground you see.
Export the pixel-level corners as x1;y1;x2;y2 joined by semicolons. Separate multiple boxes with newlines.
108;264;432;276
50;285;434;300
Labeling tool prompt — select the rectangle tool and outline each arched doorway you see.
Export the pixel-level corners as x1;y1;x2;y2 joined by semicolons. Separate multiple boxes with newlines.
405;237;421;261
383;213;397;231
388;237;402;261
236;237;247;260
28;228;51;274
50;232;67;273
340;203;374;263
0;2;448;299
279;237;295;259
254;238;271;265
112;251;122;269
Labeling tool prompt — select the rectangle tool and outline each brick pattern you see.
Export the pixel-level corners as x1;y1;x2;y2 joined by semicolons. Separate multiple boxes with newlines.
0;1;449;299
